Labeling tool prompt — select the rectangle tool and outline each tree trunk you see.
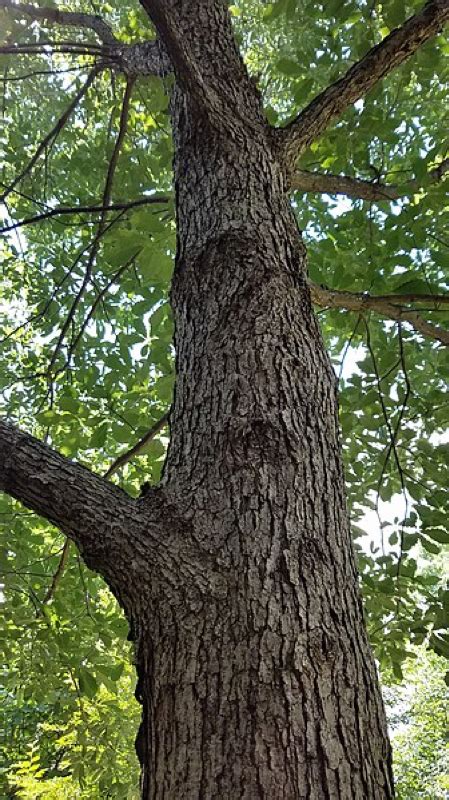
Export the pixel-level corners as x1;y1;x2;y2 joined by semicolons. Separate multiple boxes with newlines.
132;73;394;797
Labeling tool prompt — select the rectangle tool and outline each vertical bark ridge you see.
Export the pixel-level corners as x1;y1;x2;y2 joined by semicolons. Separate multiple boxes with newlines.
134;8;393;792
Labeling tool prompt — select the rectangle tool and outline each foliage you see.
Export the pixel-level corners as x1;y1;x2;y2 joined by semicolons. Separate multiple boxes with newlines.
0;0;448;795
385;648;449;799
2;666;140;799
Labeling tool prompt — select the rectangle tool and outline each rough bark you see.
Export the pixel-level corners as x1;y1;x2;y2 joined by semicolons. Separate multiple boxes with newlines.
124;4;395;797
0;421;225;613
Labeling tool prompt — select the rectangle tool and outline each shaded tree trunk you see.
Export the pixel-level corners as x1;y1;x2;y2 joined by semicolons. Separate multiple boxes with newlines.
131;37;394;797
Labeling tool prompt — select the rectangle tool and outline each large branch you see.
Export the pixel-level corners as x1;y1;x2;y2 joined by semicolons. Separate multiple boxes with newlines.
310;283;449;346
291;158;449;201
0;0;118;44
0;420;137;582
139;0;264;135
0;1;172;77
0;420;226;605
277;0;449;169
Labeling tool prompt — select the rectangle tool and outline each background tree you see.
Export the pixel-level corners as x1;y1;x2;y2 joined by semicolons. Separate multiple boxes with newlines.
0;0;448;797
385;647;449;800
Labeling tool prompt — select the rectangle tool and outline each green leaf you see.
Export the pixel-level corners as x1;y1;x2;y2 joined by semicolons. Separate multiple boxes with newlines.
90;422;109;448
420;536;441;555
140;247;173;283
78;668;98;699
59;395;79;414
422;527;449;545
276;58;301;77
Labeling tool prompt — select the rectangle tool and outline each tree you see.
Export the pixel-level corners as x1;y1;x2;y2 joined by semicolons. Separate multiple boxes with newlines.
384;648;449;800
0;0;448;797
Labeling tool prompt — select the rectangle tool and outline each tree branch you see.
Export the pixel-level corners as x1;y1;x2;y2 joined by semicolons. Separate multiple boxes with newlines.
0;0;118;44
104;412;169;478
139;0;264;135
0;195;171;234
119;39;172;78
0;419;136;583
0;41;106;57
291;158;449;201
0;1;172;78
46;77;134;379
65;255;136;366
43;537;70;603
0;419;226;604
0;66;101;204
309;283;449;346
277;0;449;168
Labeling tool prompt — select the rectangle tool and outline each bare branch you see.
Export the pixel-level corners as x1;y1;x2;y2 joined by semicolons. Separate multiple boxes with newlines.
0;41;106;57
0;66;101;204
309;282;449;346
46;78;134;378
277;0;449;168
0;36;171;78
104;412;170;479
43;537;70;603
0;195;171;234
2;64;93;82
365;320;409;579
291;157;449;201
0;0;118;44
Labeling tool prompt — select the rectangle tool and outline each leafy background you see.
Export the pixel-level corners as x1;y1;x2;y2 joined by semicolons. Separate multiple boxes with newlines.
0;0;448;796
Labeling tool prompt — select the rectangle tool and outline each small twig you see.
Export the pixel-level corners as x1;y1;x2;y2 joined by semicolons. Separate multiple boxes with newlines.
394;324;412;581
338;315;362;381
0;66;101;204
65;256;136;365
365;322;406;491
104;412;169;478
76;554;94;619
46;78;135;379
0;64;92;83
0;195;170;234
365;321;408;569
42;538;70;603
